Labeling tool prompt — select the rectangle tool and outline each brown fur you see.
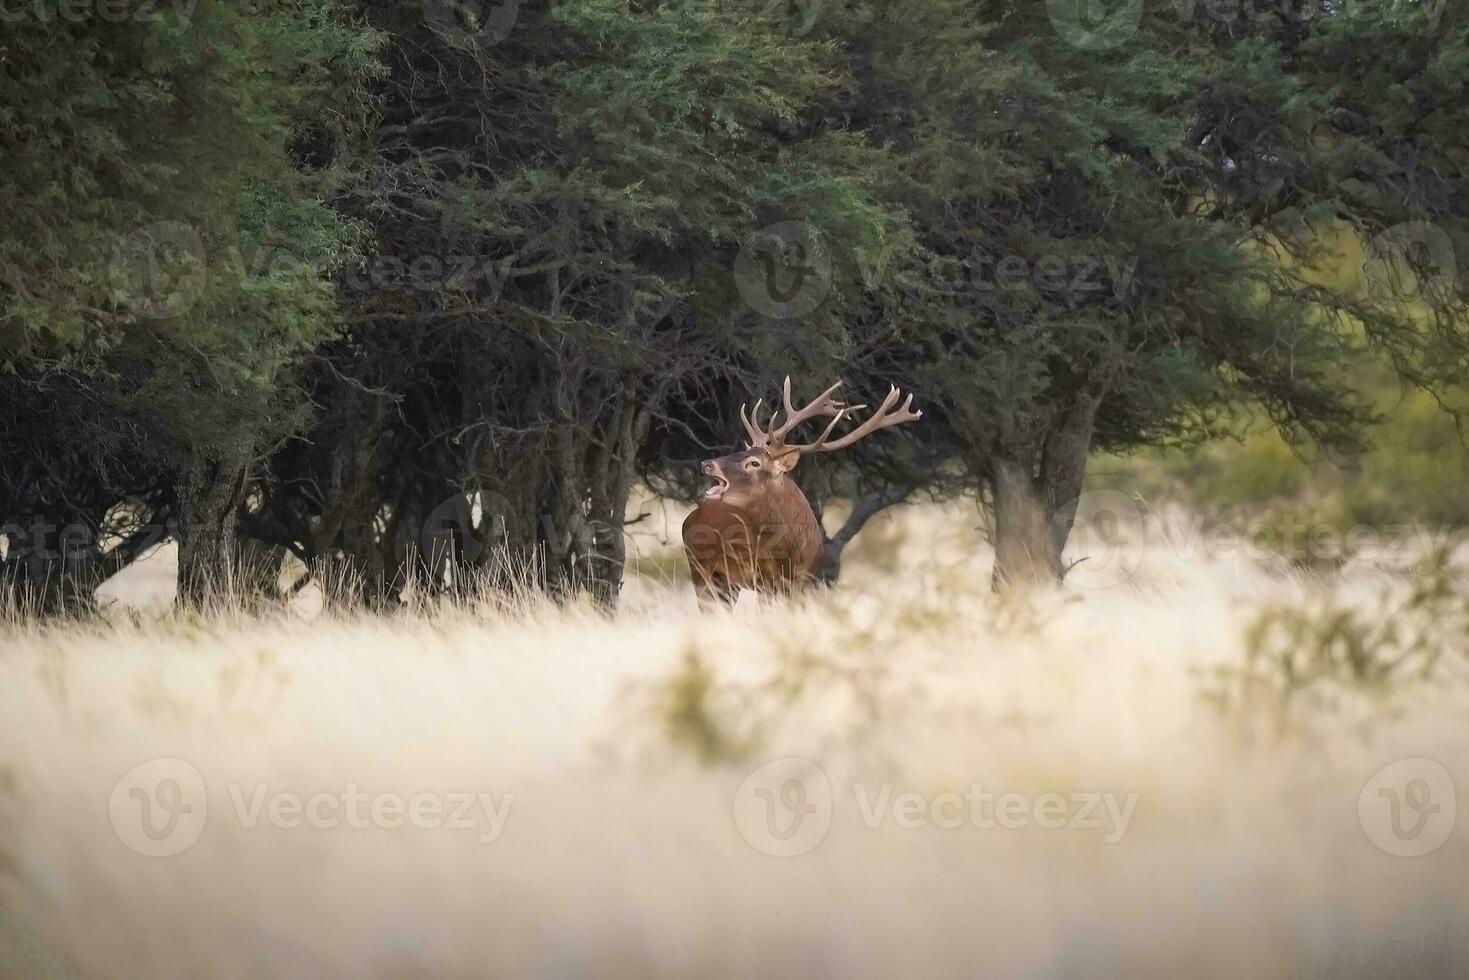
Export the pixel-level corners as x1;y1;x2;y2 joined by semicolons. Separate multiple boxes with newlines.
682;446;822;602
682;378;921;603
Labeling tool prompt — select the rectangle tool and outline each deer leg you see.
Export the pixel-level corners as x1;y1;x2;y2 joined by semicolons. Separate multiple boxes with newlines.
711;576;739;606
691;569;738;607
689;559;729;605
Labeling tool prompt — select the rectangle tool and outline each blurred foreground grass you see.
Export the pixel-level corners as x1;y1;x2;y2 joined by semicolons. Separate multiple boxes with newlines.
2;502;1468;977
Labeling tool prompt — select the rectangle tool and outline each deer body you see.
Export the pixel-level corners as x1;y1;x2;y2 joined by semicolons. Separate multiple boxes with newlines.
683;377;921;602
682;483;823;602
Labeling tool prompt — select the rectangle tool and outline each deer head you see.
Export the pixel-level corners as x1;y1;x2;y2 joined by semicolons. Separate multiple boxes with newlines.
699;377;922;510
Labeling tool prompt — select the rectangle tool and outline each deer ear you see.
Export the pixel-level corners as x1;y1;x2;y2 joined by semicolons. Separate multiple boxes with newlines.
771;447;802;473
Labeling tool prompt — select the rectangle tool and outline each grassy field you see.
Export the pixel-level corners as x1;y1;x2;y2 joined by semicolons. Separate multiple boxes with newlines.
2;501;1468;977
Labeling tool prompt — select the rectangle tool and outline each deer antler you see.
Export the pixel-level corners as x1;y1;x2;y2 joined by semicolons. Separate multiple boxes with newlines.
739;399;769;447
741;377;921;454
742;377;846;447
790;384;922;454
771;377;847;442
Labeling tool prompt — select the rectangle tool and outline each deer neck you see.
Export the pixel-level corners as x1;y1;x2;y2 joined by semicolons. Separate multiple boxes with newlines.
749;479;819;537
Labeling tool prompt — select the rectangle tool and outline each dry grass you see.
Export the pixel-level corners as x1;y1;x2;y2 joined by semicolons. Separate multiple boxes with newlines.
2;501;1468;977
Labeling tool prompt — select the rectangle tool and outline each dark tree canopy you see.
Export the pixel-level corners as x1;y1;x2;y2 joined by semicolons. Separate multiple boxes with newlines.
2;0;1466;608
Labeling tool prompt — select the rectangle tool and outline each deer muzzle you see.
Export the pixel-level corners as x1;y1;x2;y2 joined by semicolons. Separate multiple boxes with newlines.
700;459;729;500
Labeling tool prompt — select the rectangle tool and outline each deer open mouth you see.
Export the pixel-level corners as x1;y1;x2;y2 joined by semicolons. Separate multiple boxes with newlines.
702;474;729;501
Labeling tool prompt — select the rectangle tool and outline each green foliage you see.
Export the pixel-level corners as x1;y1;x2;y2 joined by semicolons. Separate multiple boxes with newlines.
659;645;748;764
3;0;1469;605
0;0;382;463
1337;388;1469;528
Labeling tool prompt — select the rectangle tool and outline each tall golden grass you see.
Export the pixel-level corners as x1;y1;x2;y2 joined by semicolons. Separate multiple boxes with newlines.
1;501;1467;977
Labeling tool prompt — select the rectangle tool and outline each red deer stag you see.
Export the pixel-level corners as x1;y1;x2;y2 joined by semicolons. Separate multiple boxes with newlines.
683;378;921;602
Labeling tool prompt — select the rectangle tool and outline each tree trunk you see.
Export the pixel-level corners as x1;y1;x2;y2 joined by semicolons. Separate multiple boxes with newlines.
584;390;646;608
988;391;1101;592
989;455;1063;591
176;458;248;608
814;489;909;585
1039;390;1101;562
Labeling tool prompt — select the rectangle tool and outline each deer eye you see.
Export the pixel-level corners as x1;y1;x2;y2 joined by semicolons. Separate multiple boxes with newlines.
746;460;761;469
